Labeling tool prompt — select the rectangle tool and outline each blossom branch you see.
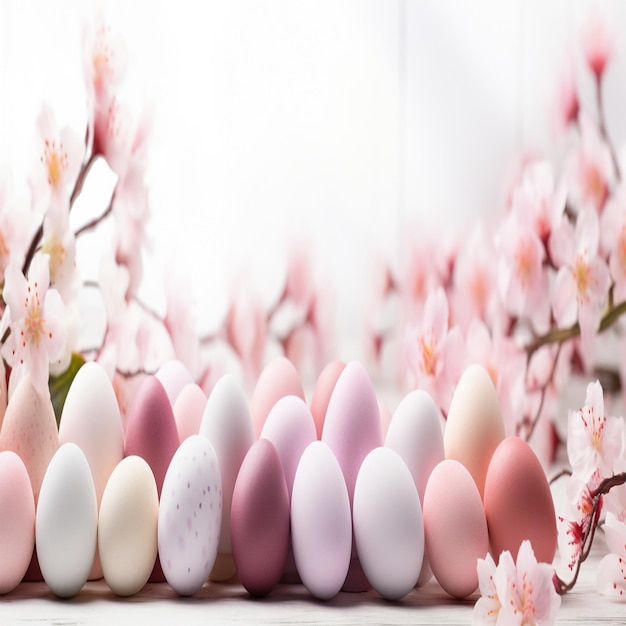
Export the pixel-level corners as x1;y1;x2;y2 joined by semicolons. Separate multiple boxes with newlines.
74;190;115;238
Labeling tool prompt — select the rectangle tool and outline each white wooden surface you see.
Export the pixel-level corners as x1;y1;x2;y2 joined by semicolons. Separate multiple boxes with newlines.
0;535;619;626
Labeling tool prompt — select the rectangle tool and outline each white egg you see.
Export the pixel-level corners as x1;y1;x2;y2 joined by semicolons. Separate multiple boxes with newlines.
291;441;351;600
353;447;424;600
200;374;254;581
158;436;222;596
98;456;159;596
36;443;98;598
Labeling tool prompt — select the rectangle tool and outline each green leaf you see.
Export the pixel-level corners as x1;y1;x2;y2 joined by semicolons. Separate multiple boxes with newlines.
49;353;86;428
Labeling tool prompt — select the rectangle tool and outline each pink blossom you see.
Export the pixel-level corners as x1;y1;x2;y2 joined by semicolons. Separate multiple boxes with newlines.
404;287;463;414
366;254;398;366
567;380;625;482
29;105;82;215
41;209;77;302
474;541;560;625
598;513;626;599
581;10;613;80
496;205;550;333
565;112;613;213
550;209;611;357
554;53;579;132
0;254;67;394
600;184;626;302
604;483;626;523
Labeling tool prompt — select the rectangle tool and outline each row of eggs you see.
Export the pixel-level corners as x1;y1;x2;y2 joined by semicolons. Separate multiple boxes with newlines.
0;357;557;601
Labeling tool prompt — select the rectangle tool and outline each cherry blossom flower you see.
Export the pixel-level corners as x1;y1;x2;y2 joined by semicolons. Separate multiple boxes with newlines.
581;10;613;81
554;53;579;133
496;204;551;334
474;541;560;625
29;105;82;216
0;254;67;394
600;184;626;302
41;209;77;303
404;287;463;414
604;482;626;522
567;380;625;482
550;208;611;357
598;513;626;599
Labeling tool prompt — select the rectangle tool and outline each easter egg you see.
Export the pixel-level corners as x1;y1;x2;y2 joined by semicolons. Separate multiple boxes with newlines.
484;436;557;564
291;441;351;600
231;439;289;596
444;364;505;497
0;451;35;594
200;374;254;581
310;360;345;438
98;456;159;596
158;436;222;596
423;459;489;598
250;357;305;438
155;360;194;407
36;443;98;598
353;447;423;600
173;383;206;442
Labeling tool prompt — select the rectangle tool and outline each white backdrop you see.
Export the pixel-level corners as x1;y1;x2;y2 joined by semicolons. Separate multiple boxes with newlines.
0;0;624;363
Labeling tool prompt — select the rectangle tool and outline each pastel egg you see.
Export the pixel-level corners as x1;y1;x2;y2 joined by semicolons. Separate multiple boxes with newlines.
0;451;35;594
173;383;206;442
36;443;98;598
158;436;222;596
231;439;289;596
484;436;557;564
98;456;159;596
0;373;58;504
125;376;180;496
200;374;254;581
423;459;489;598
291;441;351;600
444;364;505;497
353;447;423;600
310;360;345;438
250;357;305;438
321;360;382;591
156;360;194;407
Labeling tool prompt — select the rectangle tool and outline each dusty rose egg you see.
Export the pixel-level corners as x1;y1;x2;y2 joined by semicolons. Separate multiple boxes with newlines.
309;360;345;438
484;436;557;564
423;459;489;598
155;360;194;407
231;439;289;597
173;383;206;442
0;451;35;594
250;357;305;438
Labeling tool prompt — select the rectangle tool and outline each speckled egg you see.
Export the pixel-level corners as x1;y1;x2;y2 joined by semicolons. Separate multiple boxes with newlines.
0;451;35;594
158;436;222;596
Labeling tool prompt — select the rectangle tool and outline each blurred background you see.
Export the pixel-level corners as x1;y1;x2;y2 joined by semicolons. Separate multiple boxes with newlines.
0;0;624;375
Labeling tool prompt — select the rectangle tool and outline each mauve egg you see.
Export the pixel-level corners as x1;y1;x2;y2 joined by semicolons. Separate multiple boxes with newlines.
291;441;351;600
156;360;194;407
310;360;345;438
125;376;180;497
98;456;159;596
231;439;289;596
0;373;58;504
159;436;222;596
250;357;305;438
444;364;505;498
200;374;254;581
423;459;489;598
484;436;557;564
321;360;382;591
173;383;206;442
353;447;423;600
36;443;98;598
0;451;35;594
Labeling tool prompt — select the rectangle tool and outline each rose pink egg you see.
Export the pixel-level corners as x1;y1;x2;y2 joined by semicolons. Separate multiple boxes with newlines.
250;357;305;438
423;459;489;598
172;383;206;442
0;451;35;594
231;439;289;597
155;360;194;407
484;436;557;564
309;360;345;439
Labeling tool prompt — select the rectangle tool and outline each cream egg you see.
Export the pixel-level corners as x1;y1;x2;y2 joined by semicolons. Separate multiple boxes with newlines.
98;456;159;596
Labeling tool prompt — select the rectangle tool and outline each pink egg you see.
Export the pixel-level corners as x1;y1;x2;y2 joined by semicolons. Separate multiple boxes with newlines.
155;360;194;407
310;360;345;439
250;357;305;438
423;459;489;598
0;451;35;594
321;360;382;591
173;384;206;442
484;437;557;564
231;439;289;596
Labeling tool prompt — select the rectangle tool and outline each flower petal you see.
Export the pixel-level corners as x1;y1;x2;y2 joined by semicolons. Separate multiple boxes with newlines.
598;553;626;599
